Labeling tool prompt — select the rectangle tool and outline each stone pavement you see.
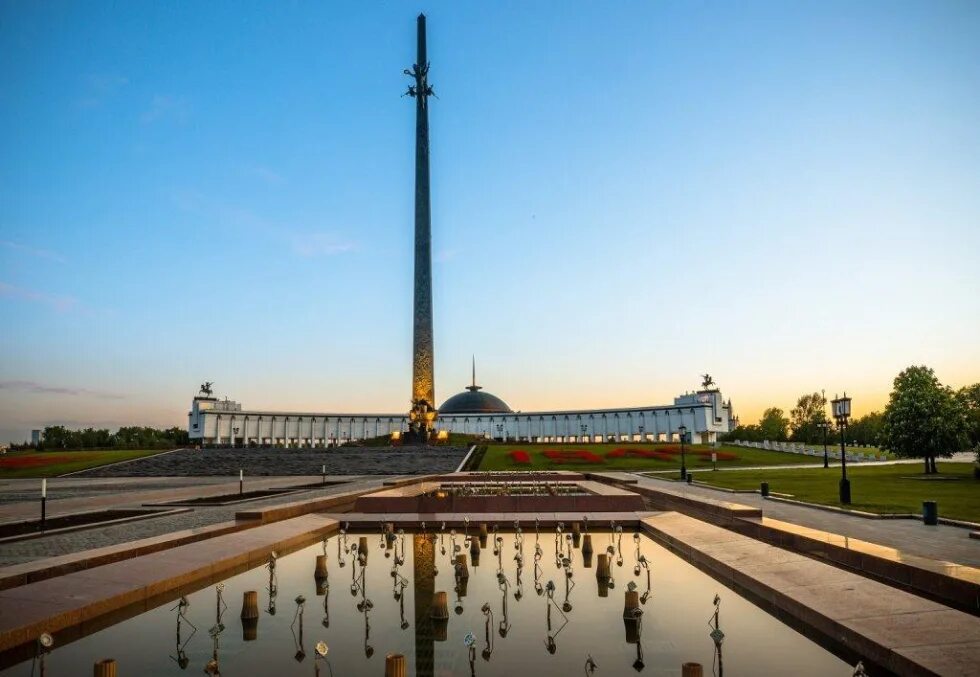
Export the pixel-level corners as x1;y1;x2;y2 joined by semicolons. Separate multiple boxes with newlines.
619;472;980;567
74;445;468;476
642;511;980;676
0;476;388;566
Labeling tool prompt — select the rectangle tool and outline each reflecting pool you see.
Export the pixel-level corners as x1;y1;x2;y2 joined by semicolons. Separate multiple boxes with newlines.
1;525;854;675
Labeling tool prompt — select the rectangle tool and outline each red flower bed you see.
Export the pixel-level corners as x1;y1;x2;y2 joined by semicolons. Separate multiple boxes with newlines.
508;450;531;464
542;450;605;465
606;448;677;462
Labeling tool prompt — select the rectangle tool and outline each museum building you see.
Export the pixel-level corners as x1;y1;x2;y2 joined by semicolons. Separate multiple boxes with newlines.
187;376;736;447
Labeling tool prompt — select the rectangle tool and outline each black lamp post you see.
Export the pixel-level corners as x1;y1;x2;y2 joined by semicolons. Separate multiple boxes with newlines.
678;425;688;480
831;393;852;504
817;421;831;469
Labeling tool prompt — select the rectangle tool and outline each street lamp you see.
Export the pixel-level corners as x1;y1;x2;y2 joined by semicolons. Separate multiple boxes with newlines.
817;421;831;469
678;426;688;480
831;393;852;504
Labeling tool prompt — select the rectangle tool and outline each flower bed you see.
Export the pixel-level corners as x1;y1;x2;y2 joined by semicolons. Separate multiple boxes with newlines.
508;450;531;464
542;450;605;464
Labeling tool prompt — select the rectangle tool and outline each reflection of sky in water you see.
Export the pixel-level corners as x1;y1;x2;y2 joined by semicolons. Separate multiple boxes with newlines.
1;529;851;676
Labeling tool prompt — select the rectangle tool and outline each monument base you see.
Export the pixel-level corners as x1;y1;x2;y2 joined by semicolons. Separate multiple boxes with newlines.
402;428;433;446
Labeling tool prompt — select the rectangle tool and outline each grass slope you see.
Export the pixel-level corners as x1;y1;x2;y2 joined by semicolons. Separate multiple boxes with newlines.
0;449;170;478
690;462;980;522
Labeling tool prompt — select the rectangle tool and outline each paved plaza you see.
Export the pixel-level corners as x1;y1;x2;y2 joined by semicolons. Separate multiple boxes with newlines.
622;472;980;567
73;445;469;477
0;475;386;566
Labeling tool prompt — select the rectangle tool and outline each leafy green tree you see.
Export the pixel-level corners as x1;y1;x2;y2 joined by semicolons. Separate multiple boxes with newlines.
790;392;828;444
958;384;980;450
723;423;764;442
847;411;883;446
759;407;790;441
880;366;968;474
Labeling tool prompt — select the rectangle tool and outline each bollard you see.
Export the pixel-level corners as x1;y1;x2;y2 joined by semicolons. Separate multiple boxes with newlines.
582;534;594;556
430;591;449;619
923;501;938;526
624;617;641;643
760;482;769;498
241;590;259;619
455;553;469;579
623;590;640;617
681;663;703;677
314;554;328;579
93;659;117;677
596;553;611;580
385;653;408;677
358;536;369;561
242;616;258;641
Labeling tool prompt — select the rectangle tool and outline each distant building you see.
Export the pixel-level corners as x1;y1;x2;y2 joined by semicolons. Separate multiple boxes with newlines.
188;383;735;447
31;429;42;446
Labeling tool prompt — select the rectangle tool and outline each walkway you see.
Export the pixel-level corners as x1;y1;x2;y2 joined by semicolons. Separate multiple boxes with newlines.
0;475;388;567
620;472;980;567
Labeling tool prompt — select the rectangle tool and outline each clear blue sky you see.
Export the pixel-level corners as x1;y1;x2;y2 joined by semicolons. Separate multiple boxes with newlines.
1;1;978;442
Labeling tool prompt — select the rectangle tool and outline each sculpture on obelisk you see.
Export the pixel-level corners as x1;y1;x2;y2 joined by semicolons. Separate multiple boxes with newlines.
405;14;437;441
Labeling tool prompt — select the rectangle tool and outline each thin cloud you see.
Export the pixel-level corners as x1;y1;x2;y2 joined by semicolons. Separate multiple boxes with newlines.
291;233;357;258
141;95;189;124
0;282;77;312
0;240;65;262
435;248;459;263
77;73;129;108
242;164;286;185
0;380;125;400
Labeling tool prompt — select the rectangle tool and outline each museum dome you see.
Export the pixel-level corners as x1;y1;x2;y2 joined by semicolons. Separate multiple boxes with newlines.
439;387;513;415
438;358;513;415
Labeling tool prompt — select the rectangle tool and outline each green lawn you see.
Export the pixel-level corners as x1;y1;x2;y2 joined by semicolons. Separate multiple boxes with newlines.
689;463;980;522
476;443;818;472
0;449;169;478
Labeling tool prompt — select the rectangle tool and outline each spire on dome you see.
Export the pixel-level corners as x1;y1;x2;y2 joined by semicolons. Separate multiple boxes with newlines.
467;355;482;392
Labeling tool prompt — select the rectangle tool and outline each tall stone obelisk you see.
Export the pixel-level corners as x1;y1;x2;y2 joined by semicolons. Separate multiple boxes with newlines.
405;14;436;441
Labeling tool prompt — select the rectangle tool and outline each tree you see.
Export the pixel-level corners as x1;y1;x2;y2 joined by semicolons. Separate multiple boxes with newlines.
847;411;883;446
880;366;968;474
759;407;790;441
958;384;980;452
790;392;828;444
723;423;763;442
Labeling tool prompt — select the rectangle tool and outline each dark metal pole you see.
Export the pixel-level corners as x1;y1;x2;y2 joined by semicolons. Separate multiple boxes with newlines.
41;478;46;530
838;422;851;504
822;425;829;469
680;433;687;480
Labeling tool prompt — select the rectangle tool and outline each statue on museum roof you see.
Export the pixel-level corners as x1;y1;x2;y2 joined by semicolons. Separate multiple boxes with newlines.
701;374;716;391
199;381;214;397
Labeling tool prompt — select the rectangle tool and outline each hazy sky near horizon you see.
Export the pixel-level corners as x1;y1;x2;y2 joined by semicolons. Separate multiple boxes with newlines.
2;1;979;443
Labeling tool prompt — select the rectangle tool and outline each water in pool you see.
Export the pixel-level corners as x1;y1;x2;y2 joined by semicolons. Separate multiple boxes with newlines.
1;525;854;675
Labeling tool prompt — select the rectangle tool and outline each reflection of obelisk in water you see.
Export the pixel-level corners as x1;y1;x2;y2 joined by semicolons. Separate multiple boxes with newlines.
413;533;436;677
406;13;437;441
